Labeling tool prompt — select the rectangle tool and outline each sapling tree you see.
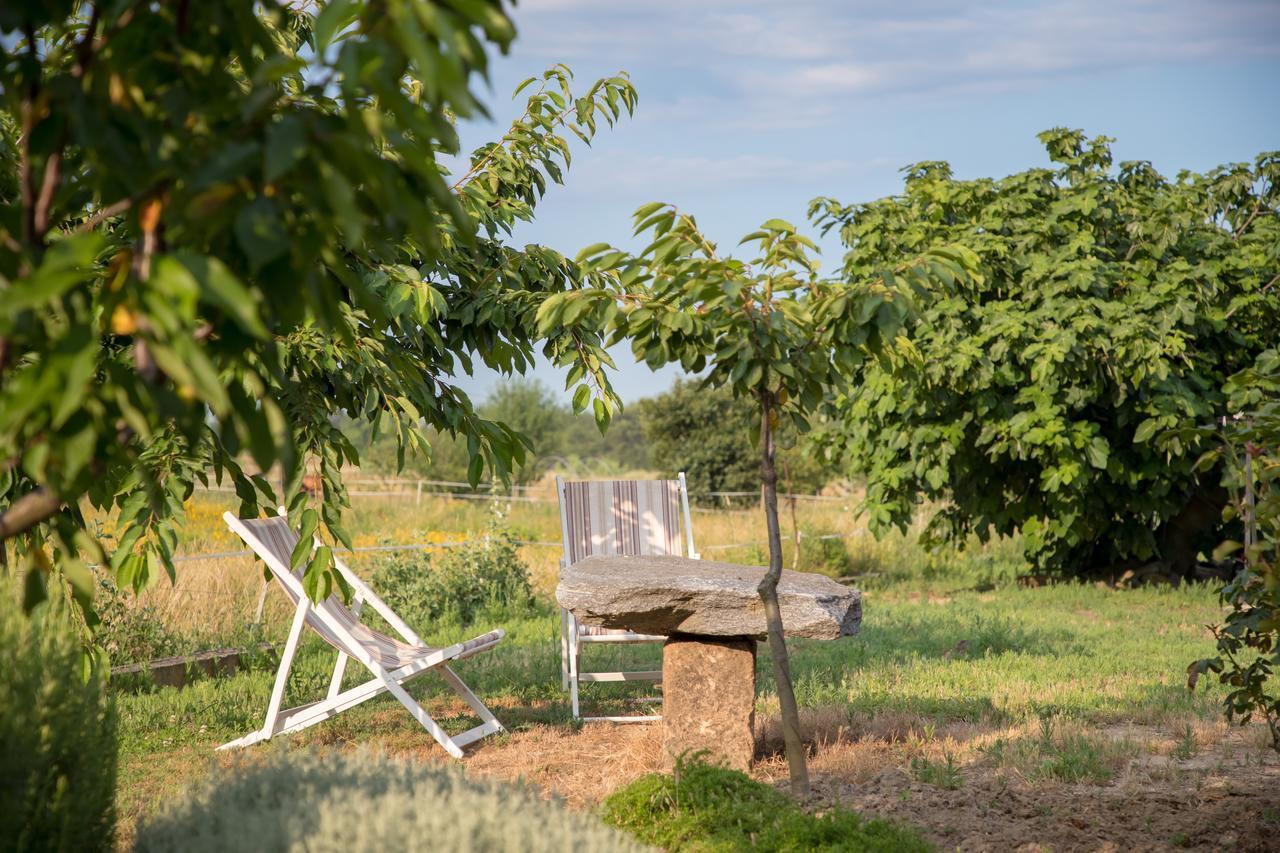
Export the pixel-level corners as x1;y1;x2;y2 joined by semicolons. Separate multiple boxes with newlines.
1184;349;1280;752
0;1;635;624
563;205;976;796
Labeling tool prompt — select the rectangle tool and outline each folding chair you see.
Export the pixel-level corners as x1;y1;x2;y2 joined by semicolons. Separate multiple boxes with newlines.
557;474;699;722
219;510;506;758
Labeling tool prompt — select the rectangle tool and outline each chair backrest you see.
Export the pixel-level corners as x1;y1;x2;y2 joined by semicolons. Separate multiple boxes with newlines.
227;514;367;650
557;475;695;566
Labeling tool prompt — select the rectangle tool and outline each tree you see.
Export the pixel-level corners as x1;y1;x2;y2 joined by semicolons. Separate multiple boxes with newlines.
811;130;1280;578
480;381;563;484
566;205;974;797
638;379;829;504
0;1;635;620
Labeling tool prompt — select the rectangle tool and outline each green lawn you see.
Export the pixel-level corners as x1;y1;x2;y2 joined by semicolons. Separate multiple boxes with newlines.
109;512;1239;848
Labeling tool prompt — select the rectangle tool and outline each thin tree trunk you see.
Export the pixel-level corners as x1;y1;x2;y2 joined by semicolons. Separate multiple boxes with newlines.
757;392;810;798
782;456;801;570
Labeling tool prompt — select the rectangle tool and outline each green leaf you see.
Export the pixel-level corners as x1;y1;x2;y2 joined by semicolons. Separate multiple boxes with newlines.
234;197;288;272
174;252;270;338
264;115;308;182
1212;540;1242;562
312;0;357;52
291;508;319;570
1086;437;1109;470
0;234;103;317
1133;419;1160;444
593;397;611;433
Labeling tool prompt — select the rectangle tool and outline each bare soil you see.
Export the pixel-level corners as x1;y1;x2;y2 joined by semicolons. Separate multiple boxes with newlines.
119;702;1280;852
461;706;1280;852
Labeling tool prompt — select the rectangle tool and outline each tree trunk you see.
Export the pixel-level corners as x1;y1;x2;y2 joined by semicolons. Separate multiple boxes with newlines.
781;456;801;570
1159;484;1229;580
757;393;810;798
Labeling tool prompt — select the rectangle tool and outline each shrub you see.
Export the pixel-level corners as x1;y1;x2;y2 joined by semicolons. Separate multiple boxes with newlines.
813;133;1279;579
132;749;650;852
94;573;182;664
372;514;534;626
601;757;932;852
0;580;117;852
1186;349;1280;752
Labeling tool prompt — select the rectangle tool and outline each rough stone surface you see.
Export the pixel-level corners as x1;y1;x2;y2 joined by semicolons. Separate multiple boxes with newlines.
556;554;861;639
662;634;756;771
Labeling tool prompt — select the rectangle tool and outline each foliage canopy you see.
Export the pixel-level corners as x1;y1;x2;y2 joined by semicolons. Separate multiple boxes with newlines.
812;130;1280;577
0;1;634;615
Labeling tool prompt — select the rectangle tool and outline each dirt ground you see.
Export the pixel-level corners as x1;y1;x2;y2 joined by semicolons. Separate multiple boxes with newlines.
798;745;1280;852
121;702;1280;852
458;705;1280;853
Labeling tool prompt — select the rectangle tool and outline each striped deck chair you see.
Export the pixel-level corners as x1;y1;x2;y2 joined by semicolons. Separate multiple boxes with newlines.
557;474;699;722
219;510;505;758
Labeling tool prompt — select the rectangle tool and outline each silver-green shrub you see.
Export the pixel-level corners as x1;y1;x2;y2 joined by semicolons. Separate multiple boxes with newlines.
133;749;652;853
0;584;117;852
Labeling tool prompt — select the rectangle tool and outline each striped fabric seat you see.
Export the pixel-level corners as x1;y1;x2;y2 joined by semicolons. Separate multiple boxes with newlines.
558;475;696;721
241;517;501;670
561;479;683;564
562;479;682;637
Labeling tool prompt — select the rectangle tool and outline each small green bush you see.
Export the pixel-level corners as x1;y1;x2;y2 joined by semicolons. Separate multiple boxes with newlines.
0;580;117;852
601;757;932;852
94;574;182;664
133;749;650;852
373;516;533;626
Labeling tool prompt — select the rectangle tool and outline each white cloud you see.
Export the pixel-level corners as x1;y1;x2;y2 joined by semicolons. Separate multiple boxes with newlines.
507;0;1280;105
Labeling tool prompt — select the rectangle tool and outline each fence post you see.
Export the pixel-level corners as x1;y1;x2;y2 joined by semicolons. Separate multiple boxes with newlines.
415;480;422;507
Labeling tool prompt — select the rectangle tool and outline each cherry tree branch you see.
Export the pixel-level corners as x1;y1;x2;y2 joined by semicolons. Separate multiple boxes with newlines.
0;488;63;542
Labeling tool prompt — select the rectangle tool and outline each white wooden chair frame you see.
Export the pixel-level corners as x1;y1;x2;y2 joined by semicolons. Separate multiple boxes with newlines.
218;510;505;758
557;474;699;723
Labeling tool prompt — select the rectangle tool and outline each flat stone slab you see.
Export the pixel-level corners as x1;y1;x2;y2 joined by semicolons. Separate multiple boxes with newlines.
556;554;861;640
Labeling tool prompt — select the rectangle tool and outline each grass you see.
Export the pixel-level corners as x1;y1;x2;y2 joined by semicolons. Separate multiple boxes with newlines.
601;757;932;852
94;483;1240;847
979;716;1141;784
909;752;963;789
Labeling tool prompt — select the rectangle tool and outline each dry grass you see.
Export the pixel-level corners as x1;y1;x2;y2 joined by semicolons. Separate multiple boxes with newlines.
91;477;896;640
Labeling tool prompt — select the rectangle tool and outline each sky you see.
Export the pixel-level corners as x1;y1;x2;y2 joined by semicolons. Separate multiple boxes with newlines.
450;0;1280;405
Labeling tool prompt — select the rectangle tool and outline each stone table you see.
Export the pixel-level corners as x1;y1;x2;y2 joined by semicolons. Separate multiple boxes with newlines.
556;554;861;770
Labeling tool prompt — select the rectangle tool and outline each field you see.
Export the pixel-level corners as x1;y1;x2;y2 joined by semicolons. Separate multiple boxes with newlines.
106;484;1279;851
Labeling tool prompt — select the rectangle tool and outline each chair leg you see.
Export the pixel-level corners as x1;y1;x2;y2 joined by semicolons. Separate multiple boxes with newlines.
220;598;307;750
438;664;504;731
560;609;570;692
327;650;350;700
262;599;309;736
370;661;468;759
569;631;581;719
326;594;361;700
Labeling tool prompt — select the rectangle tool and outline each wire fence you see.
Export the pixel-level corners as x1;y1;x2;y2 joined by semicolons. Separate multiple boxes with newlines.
193;477;852;507
115;478;869;617
162;529;867;566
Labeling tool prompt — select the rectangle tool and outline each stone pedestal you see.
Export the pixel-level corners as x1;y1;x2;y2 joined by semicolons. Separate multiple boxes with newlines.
661;633;756;771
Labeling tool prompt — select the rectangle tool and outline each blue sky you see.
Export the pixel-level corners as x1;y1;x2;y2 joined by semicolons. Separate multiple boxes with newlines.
451;0;1280;405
